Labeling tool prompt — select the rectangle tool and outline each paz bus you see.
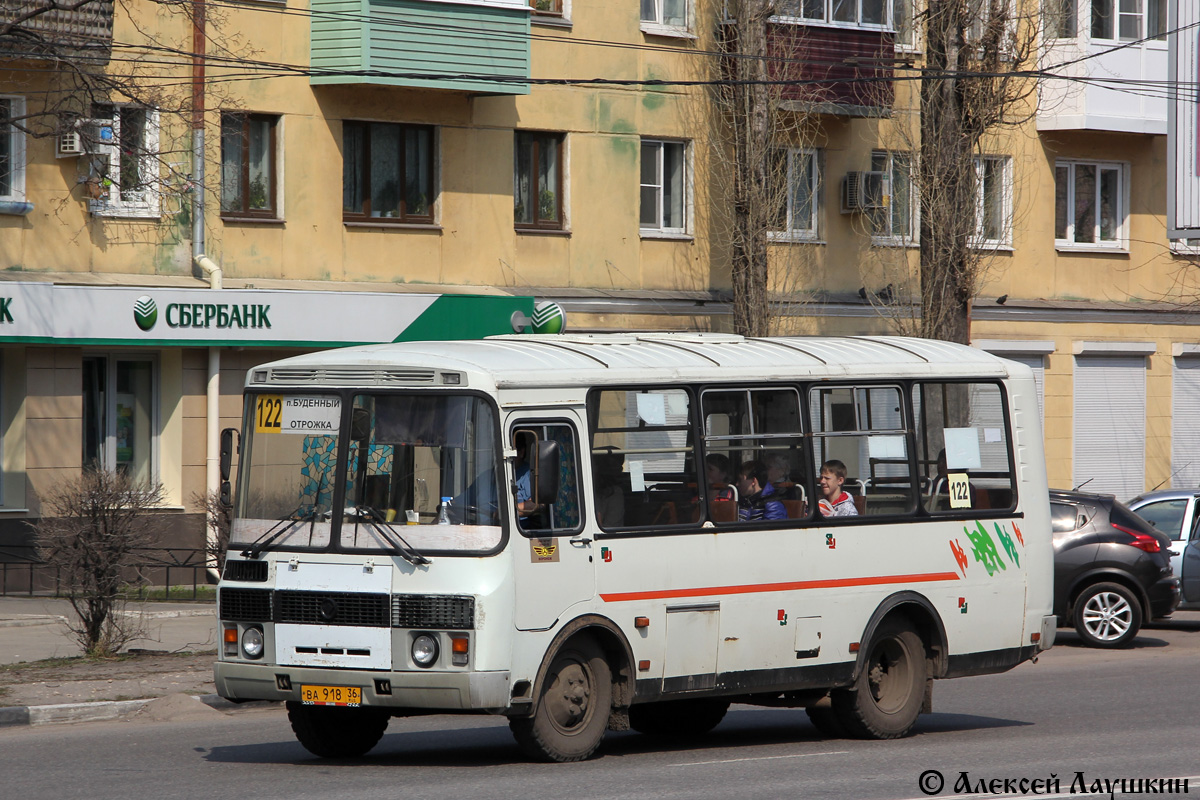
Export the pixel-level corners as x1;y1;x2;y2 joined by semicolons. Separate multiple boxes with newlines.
214;333;1054;762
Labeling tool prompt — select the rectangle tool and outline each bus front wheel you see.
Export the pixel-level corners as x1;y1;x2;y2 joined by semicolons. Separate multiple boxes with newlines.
510;637;613;762
832;619;925;739
286;702;389;758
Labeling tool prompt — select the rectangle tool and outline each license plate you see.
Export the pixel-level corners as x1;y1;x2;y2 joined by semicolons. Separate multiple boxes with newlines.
300;684;362;707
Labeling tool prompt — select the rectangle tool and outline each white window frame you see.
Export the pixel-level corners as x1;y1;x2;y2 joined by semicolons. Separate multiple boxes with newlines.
771;147;821;241
1054;159;1129;251
972;155;1012;249
82;353;160;480
1091;0;1168;42
870;150;917;246
773;0;894;31
892;0;920;51
641;0;694;37
640;138;690;237
0;96;26;204
88;105;160;219
1170;238;1200;256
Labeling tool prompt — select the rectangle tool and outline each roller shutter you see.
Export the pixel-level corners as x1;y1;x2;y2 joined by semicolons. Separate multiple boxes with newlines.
1073;356;1146;499
1172;357;1200;488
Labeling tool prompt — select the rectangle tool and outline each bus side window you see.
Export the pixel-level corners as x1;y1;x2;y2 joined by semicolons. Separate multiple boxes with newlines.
915;382;1015;514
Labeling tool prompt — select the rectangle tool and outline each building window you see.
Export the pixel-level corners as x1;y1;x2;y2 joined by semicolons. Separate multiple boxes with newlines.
83;356;157;484
772;148;819;238
530;0;564;17
515;131;564;230
89;104;159;217
893;0;917;48
220;113;277;218
342;121;434;223
0;96;26;203
777;0;891;28
641;0;689;31
973;155;1011;247
1092;0;1166;41
640;139;688;235
1045;0;1077;38
870;150;915;243
1054;160;1125;248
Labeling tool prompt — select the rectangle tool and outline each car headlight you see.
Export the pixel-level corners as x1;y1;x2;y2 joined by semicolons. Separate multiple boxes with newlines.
241;626;264;660
412;634;439;668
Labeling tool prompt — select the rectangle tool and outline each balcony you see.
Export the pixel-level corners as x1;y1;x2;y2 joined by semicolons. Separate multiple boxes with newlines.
310;0;531;95
1038;37;1167;135
769;24;895;118
0;0;113;63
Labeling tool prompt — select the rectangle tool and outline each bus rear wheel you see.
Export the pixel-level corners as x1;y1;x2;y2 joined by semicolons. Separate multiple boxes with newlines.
629;698;730;737
832;619;925;739
510;637;612;762
286;702;389;758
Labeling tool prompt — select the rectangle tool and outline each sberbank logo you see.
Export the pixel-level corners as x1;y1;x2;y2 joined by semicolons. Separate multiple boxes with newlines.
133;296;157;331
531;301;566;334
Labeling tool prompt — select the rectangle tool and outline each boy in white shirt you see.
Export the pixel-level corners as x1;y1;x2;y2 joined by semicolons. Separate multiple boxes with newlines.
817;459;858;517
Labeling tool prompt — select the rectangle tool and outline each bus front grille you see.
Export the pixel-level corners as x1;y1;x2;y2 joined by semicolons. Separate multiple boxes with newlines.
392;595;475;630
219;588;273;622
276;591;390;627
222;560;268;582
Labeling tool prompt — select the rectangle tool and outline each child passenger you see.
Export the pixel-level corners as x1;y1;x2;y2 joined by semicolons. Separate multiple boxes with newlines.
817;459;858;517
736;460;787;522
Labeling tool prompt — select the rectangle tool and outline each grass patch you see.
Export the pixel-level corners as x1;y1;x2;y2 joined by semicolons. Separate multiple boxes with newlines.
118;585;216;603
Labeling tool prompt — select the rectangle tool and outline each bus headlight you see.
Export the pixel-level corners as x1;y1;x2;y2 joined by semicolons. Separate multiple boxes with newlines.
241;626;265;660
412;634;439;668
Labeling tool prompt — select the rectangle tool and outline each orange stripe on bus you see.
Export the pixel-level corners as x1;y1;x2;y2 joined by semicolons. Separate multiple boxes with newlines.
599;572;961;603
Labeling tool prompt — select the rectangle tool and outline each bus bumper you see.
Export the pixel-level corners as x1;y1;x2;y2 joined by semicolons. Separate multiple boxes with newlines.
214;661;512;712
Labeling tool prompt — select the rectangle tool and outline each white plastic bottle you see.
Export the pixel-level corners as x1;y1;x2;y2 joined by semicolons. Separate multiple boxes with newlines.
438;497;452;525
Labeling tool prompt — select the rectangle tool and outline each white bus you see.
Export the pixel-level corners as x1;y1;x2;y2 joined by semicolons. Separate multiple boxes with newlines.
214;333;1054;762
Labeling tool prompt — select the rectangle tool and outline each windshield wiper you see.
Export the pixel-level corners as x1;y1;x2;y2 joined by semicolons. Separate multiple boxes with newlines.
354;505;432;566
242;512;313;560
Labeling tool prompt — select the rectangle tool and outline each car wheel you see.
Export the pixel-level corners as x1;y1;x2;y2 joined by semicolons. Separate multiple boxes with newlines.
1072;582;1142;648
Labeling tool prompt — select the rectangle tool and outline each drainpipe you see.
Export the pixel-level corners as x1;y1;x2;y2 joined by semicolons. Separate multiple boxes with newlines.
192;0;222;582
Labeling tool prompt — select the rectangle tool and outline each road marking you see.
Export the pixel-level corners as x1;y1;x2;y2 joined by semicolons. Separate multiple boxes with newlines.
672;750;849;767
892;774;1200;800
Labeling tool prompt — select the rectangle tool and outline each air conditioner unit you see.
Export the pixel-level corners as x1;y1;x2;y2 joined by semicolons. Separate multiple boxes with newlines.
57;131;85;157
842;170;890;213
57;119;114;158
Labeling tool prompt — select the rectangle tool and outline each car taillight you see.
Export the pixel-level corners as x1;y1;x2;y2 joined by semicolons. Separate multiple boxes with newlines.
1113;523;1161;552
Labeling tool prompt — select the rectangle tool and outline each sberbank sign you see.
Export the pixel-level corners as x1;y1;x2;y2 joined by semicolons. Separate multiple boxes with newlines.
134;295;271;332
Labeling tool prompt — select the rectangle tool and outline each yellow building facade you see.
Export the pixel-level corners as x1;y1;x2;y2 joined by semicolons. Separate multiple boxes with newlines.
1;0;1197;561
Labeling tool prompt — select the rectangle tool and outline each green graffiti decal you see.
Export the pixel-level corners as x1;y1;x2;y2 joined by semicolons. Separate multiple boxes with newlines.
995;523;1020;568
965;521;1006;576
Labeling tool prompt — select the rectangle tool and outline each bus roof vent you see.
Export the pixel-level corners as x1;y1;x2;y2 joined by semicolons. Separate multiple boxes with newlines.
266;367;437;385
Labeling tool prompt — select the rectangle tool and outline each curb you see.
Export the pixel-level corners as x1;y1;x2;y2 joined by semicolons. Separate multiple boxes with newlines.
0;608;213;629
0;616;69;629
0;694;279;728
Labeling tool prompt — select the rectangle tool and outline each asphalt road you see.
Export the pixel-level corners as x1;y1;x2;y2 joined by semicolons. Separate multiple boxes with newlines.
4;615;1200;800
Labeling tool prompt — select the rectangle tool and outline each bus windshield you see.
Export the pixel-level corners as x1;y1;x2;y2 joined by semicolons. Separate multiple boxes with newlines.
231;392;503;555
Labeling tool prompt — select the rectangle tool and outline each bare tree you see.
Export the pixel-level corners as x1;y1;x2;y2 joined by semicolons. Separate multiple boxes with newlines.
35;469;165;657
193;489;231;573
867;0;1039;343
1;0;253;250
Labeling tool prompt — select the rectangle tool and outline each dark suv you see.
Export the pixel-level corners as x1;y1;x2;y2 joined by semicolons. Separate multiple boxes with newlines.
1050;489;1180;648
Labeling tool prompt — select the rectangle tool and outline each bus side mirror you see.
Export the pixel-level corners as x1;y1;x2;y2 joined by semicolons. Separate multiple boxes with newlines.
220;428;239;506
535;440;560;505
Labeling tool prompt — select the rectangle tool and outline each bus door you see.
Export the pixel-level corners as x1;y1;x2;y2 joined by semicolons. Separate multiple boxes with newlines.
510;416;595;630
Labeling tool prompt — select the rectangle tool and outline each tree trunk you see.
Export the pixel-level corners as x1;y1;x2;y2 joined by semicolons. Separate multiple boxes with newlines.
730;1;773;338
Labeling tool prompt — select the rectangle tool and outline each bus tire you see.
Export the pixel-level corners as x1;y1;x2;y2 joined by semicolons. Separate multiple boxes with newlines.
629;698;730;737
832;619;925;739
509;636;612;762
805;706;849;738
286;702;389;758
